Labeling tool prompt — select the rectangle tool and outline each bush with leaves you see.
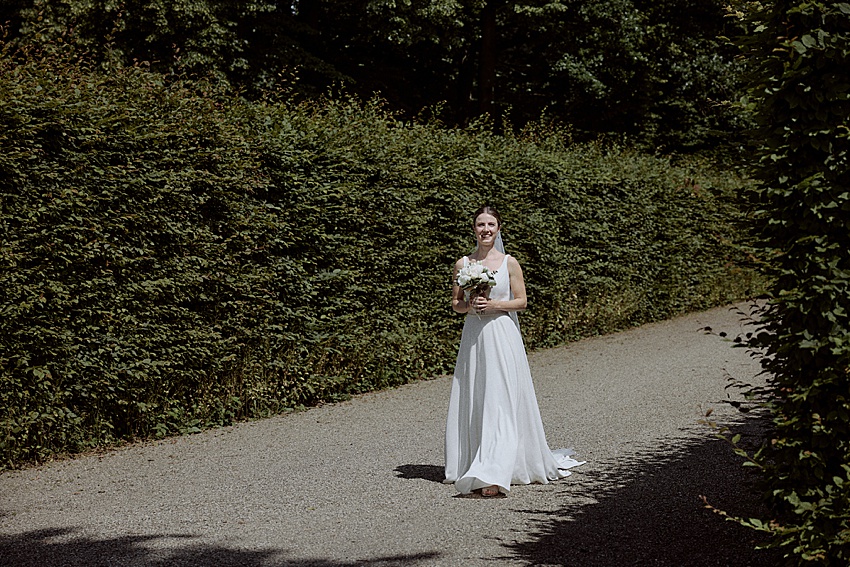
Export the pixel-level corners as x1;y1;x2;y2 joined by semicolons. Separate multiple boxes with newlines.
726;1;850;563
6;0;746;150
0;42;763;469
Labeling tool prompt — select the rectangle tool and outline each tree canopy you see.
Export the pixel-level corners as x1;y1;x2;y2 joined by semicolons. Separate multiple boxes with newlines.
5;0;745;151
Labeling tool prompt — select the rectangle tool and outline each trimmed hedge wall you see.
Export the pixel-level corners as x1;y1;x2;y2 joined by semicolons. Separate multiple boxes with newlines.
0;46;764;468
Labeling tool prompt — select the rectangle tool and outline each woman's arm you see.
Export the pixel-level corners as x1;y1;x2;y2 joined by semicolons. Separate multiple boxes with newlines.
452;258;471;314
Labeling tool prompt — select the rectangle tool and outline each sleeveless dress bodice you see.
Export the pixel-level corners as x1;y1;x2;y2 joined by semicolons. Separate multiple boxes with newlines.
470;254;511;305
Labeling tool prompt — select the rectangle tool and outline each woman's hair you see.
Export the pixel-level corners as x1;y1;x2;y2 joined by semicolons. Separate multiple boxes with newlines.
473;204;502;227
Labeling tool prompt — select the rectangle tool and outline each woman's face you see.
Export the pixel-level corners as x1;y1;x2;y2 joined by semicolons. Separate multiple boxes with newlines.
474;213;500;247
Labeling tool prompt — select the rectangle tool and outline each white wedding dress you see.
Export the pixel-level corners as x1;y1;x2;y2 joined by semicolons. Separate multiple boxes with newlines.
445;255;585;495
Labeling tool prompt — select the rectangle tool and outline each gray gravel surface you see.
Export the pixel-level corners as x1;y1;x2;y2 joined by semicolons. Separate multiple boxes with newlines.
1;303;785;566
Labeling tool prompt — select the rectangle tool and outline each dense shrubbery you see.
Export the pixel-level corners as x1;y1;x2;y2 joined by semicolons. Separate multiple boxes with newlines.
0;44;763;469
727;2;850;563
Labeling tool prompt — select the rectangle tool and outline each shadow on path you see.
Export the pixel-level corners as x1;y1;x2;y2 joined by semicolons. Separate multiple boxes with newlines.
506;417;788;566
393;464;445;483
0;528;441;567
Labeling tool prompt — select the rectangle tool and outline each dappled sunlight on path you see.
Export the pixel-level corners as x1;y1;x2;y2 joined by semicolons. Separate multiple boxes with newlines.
508;419;783;566
0;527;442;567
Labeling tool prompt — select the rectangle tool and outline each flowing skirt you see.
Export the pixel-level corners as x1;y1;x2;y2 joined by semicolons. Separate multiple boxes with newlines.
445;312;584;494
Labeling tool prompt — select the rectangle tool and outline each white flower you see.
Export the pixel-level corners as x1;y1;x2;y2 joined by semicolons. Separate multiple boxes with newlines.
455;260;498;292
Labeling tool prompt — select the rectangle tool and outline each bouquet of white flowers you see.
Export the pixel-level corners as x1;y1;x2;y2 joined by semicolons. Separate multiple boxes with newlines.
455;260;498;299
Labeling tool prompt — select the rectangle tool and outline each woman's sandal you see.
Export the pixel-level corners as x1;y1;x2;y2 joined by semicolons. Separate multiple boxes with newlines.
454;485;506;498
480;485;504;498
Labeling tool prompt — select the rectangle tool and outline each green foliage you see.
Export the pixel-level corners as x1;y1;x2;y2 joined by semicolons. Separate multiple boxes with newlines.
732;1;850;563
6;0;745;150
0;43;761;469
312;0;746;149
15;0;279;80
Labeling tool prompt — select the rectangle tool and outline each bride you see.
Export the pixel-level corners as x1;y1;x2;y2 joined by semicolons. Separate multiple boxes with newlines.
444;205;585;497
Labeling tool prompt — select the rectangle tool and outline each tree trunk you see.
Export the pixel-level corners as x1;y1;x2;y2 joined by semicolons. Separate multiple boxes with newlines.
455;47;477;125
295;0;320;28
478;1;497;117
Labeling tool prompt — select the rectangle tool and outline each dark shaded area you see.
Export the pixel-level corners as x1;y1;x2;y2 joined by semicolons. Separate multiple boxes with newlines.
507;418;790;566
0;528;441;567
393;464;445;484
0;0;744;150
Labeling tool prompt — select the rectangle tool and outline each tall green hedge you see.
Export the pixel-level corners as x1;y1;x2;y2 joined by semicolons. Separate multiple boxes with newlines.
731;1;850;563
0;44;763;468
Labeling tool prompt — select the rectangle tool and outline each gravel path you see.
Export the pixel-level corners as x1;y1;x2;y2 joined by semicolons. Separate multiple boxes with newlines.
0;303;784;566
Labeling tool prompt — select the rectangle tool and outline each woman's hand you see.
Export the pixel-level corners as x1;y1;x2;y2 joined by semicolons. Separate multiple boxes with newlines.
470;294;495;314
